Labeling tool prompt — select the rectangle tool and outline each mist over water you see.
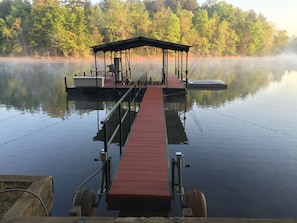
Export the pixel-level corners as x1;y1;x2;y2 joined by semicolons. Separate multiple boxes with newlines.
0;56;297;217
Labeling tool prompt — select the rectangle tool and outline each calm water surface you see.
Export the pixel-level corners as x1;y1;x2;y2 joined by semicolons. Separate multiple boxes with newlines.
0;56;297;218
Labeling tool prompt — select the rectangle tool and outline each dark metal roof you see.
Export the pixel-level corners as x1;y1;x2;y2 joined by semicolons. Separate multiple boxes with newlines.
91;36;191;53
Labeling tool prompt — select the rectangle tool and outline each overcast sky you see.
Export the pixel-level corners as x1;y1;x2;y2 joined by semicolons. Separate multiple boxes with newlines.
208;0;297;36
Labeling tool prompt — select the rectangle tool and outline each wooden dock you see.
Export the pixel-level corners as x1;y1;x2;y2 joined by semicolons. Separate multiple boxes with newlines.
107;87;171;216
66;74;227;98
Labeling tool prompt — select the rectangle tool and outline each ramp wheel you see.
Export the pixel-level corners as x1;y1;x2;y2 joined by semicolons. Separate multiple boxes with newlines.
186;189;207;217
72;188;95;216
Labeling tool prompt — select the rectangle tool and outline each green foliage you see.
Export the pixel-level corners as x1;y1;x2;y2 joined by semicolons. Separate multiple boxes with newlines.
0;0;291;57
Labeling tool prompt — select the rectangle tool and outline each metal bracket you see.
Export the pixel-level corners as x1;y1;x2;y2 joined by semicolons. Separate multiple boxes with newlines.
77;216;86;223
100;149;108;161
176;152;185;196
174;217;180;223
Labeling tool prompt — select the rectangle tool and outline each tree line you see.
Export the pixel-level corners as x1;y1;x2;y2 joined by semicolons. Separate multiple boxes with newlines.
0;0;292;57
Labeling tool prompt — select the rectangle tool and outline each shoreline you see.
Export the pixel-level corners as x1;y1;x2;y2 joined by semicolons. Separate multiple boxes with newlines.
0;55;281;61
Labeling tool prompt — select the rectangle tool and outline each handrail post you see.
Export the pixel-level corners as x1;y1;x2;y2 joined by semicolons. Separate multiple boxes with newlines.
107;156;111;189
128;90;131;131
103;123;108;153
119;104;122;155
171;158;176;196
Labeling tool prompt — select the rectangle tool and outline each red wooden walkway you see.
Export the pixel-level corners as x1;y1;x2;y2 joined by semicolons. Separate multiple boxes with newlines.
107;87;171;215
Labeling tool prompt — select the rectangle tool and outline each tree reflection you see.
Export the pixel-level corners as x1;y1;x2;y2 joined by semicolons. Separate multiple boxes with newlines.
186;57;297;108
0;57;296;117
0;59;92;118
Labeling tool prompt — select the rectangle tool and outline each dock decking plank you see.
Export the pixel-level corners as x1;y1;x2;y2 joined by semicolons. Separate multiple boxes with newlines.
107;87;171;214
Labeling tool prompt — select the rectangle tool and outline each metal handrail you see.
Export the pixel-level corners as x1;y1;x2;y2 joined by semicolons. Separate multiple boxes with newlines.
100;72;147;153
101;72;147;126
99;72;147;191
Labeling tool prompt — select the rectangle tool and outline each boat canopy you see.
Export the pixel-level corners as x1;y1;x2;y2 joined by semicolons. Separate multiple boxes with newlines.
90;37;191;88
91;36;191;53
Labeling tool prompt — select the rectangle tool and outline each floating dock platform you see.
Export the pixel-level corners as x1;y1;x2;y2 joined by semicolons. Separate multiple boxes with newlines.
187;80;227;89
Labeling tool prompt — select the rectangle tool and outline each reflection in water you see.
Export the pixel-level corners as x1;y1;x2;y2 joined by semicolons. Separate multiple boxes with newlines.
186;56;297;108
0;58;93;117
1;56;296;116
93;109;137;145
0;57;297;218
165;111;188;144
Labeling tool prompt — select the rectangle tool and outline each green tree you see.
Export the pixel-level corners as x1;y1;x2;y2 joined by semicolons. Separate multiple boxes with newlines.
84;2;103;46
129;1;151;37
0;0;13;19
176;3;195;45
69;6;90;56
213;20;238;56
151;6;180;43
179;0;198;11
258;14;274;55
193;9;220;55
29;5;62;56
0;18;11;54
193;8;209;37
272;30;289;54
101;0;132;42
0;0;31;56
151;0;165;13
166;11;180;43
0;0;291;57
235;10;266;55
165;0;198;12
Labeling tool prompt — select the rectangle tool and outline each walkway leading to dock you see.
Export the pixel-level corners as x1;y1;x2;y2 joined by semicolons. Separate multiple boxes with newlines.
107;87;171;215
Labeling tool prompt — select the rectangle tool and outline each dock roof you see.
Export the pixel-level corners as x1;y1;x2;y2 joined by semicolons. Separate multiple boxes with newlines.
91;36;191;53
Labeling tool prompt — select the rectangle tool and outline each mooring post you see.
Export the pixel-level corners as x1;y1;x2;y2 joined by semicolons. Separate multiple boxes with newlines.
64;77;67;93
100;149;108;194
176;152;185;196
171;158;176;194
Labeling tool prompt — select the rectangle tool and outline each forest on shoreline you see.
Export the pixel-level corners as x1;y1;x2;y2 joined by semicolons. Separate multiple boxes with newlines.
0;0;295;57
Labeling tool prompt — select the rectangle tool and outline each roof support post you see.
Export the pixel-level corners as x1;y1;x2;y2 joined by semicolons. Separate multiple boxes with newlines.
161;49;168;87
120;50;123;82
177;51;180;79
112;51;116;87
174;51;176;76
181;52;183;84
185;51;189;89
162;49;165;85
94;51;97;75
128;50;131;79
165;49;168;88
94;51;98;87
104;52;107;77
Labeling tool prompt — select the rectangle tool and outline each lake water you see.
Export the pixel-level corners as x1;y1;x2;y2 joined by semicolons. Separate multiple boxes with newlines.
0;56;297;218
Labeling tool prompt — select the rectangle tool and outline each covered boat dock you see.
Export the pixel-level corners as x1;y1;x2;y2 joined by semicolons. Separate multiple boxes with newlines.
65;37;191;96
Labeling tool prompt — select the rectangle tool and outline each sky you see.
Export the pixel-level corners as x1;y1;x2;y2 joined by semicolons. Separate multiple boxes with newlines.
208;0;297;36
